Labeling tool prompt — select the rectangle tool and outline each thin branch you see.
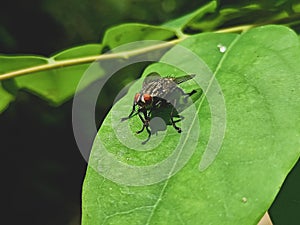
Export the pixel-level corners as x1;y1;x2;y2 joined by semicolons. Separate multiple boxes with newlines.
0;23;253;82
1;15;299;81
215;24;254;33
0;39;182;81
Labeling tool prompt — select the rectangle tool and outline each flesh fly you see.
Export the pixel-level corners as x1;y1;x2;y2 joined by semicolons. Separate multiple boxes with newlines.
121;72;196;144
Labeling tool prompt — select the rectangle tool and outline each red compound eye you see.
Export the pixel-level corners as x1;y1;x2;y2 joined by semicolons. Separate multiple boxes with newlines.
134;93;140;103
143;94;152;103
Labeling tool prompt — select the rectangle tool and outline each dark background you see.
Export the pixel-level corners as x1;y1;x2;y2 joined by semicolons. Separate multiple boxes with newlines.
0;0;299;224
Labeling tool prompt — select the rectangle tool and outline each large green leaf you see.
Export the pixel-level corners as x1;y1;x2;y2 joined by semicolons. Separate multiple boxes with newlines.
82;25;300;225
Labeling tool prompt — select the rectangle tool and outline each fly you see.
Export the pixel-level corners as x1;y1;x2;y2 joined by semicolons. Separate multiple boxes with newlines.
121;72;197;144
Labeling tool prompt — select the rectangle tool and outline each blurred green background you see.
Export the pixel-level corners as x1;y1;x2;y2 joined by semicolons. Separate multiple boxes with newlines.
0;0;299;225
0;0;204;55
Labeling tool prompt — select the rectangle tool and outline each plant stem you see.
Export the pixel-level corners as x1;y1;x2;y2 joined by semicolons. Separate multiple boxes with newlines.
0;39;182;81
215;24;254;33
0;16;299;81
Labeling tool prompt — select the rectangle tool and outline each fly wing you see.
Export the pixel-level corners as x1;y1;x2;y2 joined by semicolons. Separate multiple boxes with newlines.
143;72;161;88
172;74;196;84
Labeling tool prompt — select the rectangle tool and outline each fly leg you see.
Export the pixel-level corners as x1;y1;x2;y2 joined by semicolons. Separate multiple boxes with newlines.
188;90;197;96
170;99;182;133
121;102;137;121
172;115;184;123
136;111;151;144
171;89;196;128
171;113;182;133
183;89;197;103
136;113;147;133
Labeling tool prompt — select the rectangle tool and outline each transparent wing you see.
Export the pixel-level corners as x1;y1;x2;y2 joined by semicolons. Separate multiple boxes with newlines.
172;74;195;84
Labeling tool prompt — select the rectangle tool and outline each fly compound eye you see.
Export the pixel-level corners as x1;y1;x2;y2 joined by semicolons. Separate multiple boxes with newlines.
143;94;152;104
134;93;140;103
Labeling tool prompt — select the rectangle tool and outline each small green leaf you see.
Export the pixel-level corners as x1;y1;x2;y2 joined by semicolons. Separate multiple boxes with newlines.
82;25;300;225
102;23;177;49
0;44;103;105
163;1;217;32
0;82;14;113
184;2;296;32
0;55;48;74
52;44;101;60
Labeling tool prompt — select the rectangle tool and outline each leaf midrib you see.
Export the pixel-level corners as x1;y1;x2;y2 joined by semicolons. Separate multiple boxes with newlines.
144;33;242;225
